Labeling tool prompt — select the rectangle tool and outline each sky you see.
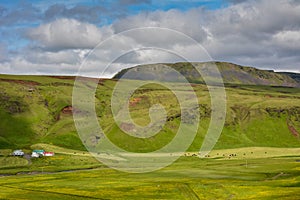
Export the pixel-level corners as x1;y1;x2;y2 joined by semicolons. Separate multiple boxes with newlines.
0;0;299;77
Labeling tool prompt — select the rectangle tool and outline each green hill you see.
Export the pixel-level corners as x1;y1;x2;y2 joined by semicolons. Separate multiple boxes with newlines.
113;62;300;87
0;71;299;152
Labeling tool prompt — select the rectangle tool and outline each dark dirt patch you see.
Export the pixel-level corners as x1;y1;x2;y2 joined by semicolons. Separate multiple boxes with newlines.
48;82;73;87
120;123;135;132
56;106;89;120
48;76;76;80
129;97;142;106
0;78;40;86
287;122;300;138
61;106;73;114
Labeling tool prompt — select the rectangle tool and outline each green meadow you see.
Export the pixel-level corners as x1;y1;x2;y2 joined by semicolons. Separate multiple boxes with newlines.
0;154;299;199
0;74;299;199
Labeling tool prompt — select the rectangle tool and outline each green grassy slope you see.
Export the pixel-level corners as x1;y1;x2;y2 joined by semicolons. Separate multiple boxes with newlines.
0;75;81;150
0;74;299;152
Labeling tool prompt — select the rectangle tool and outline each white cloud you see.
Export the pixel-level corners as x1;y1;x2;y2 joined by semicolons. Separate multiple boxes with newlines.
27;18;113;50
25;49;82;65
1;0;300;76
272;30;300;50
0;57;76;75
112;9;208;44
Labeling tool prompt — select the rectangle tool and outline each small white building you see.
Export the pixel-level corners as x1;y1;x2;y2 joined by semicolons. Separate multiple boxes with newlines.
44;152;55;157
31;152;40;158
30;150;55;157
12;150;24;156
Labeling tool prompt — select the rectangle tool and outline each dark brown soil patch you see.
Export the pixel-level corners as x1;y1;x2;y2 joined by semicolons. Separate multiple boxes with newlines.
48;76;76;80
62;106;73;114
129;97;142;106
287;121;300;137
120;123;135;132
0;78;40;86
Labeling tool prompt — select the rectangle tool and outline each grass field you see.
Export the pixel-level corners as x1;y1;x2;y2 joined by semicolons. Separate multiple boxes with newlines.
0;145;299;199
0;74;299;199
0;153;299;199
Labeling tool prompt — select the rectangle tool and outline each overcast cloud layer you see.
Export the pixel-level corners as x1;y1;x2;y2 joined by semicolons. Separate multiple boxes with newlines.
0;0;299;77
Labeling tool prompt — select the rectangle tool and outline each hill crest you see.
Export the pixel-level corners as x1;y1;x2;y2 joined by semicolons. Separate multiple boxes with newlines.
113;62;300;87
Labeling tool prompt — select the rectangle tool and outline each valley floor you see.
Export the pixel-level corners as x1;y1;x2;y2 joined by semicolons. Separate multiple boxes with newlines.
0;146;299;199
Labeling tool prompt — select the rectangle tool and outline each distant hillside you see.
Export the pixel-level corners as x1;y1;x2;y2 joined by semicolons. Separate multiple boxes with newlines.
0;74;299;152
278;72;300;83
113;62;300;87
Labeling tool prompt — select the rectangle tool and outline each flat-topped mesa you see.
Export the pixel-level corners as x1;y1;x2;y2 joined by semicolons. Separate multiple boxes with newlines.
113;62;300;88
